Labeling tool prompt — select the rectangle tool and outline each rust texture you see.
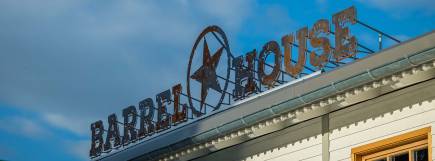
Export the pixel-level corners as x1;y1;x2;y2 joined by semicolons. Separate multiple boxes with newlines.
122;105;138;146
90;120;104;157
104;114;121;151
309;19;331;68
156;90;171;131
138;98;155;138
190;39;223;111
258;41;281;88
187;25;231;117
171;84;187;125
332;6;357;62
88;6;369;158
245;51;257;91
233;49;257;100
282;27;308;77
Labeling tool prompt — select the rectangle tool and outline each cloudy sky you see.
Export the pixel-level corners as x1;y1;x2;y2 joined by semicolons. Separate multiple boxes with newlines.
0;0;434;161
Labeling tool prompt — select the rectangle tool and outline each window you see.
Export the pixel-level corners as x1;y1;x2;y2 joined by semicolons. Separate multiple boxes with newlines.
352;127;432;161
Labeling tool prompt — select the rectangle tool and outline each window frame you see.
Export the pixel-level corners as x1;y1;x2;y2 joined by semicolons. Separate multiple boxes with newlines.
351;127;432;161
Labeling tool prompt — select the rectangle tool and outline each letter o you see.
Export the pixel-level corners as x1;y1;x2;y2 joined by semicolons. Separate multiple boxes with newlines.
258;41;282;88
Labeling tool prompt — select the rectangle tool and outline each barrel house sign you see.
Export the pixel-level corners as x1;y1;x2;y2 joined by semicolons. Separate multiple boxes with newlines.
89;6;395;158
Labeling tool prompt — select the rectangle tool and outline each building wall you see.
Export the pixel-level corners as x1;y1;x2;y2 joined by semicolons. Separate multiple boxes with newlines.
193;116;323;161
329;78;435;161
241;119;323;161
192;78;435;161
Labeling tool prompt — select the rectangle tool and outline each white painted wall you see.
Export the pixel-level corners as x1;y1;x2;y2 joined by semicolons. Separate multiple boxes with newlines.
329;79;435;161
193;117;323;161
193;77;435;161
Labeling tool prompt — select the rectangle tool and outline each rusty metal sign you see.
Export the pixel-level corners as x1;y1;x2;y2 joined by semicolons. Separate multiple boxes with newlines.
122;105;137;146
137;98;155;138
104;114;121;151
233;50;257;100
89;6;403;159
282;27;308;77
258;41;282;88
156;90;171;131
171;84;187;125
90;120;104;156
332;6;357;62
309;19;331;68
186;25;231;117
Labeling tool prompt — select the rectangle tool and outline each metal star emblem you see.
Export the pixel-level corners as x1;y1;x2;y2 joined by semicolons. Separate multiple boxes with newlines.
190;38;224;109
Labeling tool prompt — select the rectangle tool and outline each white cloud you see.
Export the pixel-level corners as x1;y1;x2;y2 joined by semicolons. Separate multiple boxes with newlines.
0;1;256;160
0;113;91;160
0;116;50;139
0;0;253;138
42;113;90;136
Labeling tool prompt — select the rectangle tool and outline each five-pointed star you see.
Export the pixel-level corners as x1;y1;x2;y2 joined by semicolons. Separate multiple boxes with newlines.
190;38;224;109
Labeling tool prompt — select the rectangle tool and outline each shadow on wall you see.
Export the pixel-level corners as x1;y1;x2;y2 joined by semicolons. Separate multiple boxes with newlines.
190;78;435;161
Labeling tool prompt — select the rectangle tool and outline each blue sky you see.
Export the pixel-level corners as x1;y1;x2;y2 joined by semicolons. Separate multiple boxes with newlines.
0;0;434;161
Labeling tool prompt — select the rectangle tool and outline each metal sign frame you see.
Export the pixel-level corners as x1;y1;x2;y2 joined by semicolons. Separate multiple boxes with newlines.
89;6;402;159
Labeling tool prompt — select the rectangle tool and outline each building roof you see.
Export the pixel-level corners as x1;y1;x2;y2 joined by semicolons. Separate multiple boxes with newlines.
97;30;435;161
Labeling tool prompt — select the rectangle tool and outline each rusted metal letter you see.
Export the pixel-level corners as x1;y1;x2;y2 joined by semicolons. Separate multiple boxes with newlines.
233;50;257;100
104;114;121;152
156;90;171;131
90;120;104;157
309;19;331;68
172;84;187;125
122;105;137;146
138;98;155;138
282;27;308;77
258;41;282;88
332;6;357;62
